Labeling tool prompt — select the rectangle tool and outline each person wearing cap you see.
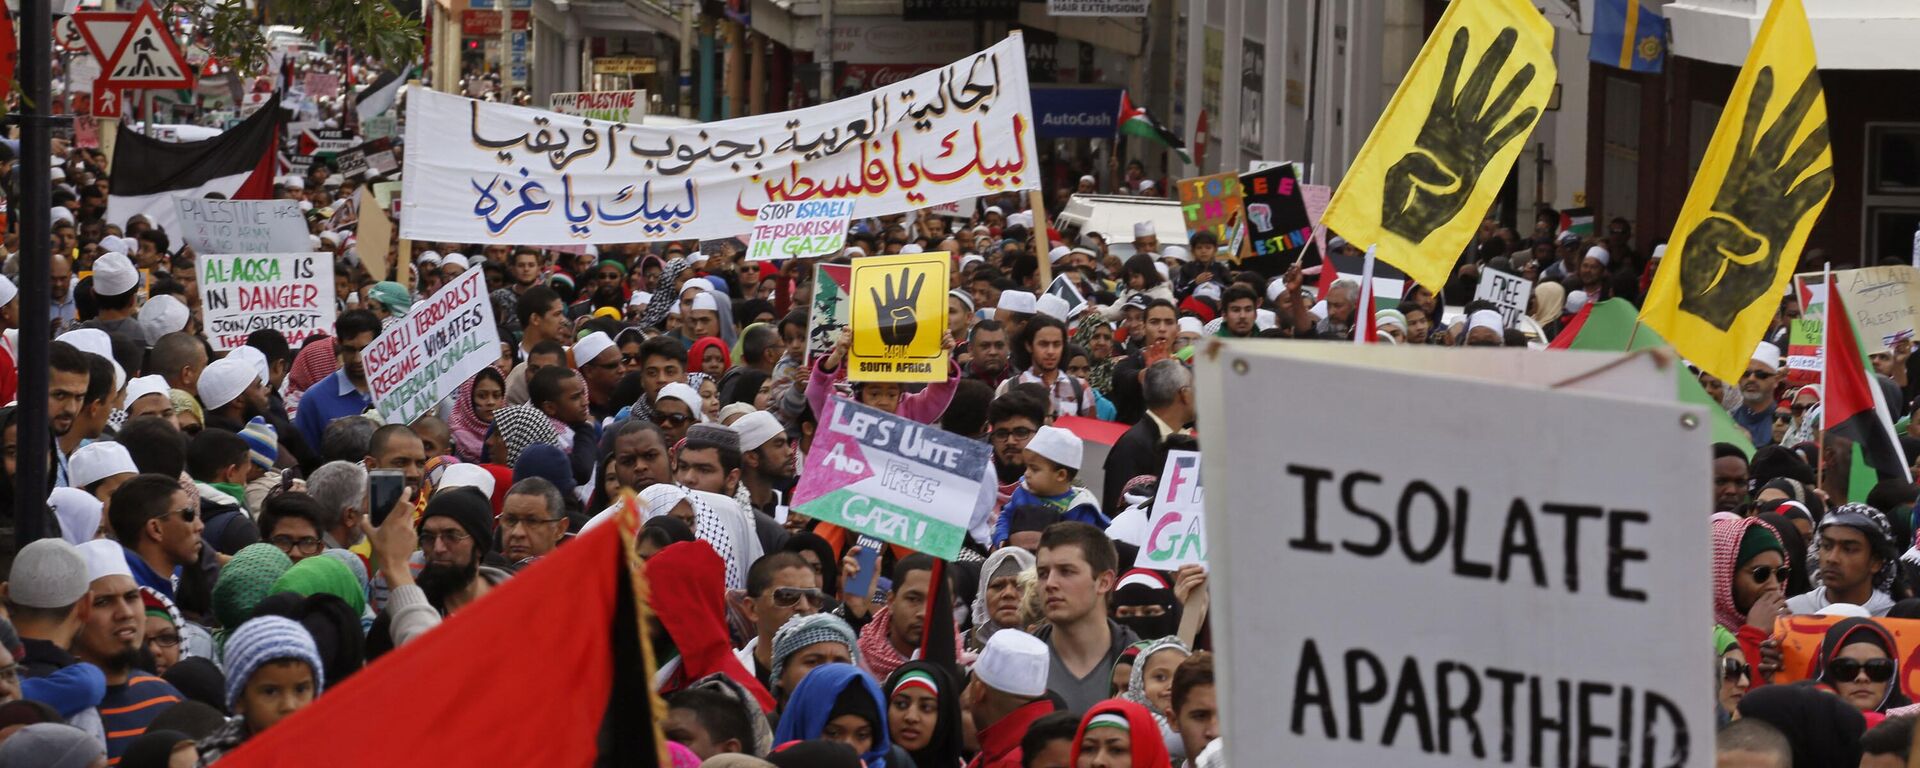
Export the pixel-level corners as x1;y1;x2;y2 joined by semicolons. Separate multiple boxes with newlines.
293;310;380;450
571;331;623;423
193;615;326;763
413;487;511;616
1576;244;1614;301
1787;503;1899;616
197;355;270;436
70;440;139;507
994;291;1036;346
123;374;173;422
1734;341;1784;447
6;539;99;680
767;613;861;709
72;539;183;762
1463;309;1507;348
948;289;976;344
964;629;1059;768
992;425;1104;547
1130;221;1160;257
735;411;796;526
77;252;145;370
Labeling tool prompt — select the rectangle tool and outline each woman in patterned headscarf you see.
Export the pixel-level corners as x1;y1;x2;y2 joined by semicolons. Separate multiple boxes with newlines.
1074;312;1117;396
491;403;567;466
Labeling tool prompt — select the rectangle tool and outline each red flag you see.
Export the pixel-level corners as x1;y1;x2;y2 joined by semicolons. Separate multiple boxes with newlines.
1822;281;1912;482
214;507;665;766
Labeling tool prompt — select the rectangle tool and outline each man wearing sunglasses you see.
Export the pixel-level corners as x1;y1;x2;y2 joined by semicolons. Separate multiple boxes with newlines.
106;474;203;603
733;552;824;688
1731;342;1783;448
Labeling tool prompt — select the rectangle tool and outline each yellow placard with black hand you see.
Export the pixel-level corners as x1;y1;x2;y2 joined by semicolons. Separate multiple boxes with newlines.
849;253;950;383
1640;0;1831;386
1318;0;1554;294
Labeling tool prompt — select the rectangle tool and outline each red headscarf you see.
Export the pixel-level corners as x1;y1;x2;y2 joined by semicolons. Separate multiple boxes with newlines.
1070;699;1172;768
688;336;729;373
645;541;776;712
287;335;339;397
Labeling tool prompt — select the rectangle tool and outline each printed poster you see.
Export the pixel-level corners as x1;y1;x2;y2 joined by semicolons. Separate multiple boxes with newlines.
848;253;949;383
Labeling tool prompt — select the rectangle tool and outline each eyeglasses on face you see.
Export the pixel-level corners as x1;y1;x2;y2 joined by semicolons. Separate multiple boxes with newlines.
990;427;1036;443
496;513;565;529
269;535;324;555
419;529;474;547
1743;369;1776;380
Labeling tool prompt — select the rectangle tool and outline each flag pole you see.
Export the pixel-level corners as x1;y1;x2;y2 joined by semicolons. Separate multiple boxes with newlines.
1354;245;1376;345
1818;262;1832;490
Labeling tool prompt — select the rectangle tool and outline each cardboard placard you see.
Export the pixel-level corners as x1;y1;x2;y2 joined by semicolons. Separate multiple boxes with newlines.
848;253;949;383
791;396;989;558
1176;172;1244;257
1786;318;1822;386
746;200;853;262
198;252;336;351
1139;450;1206;569
174;198;311;255
1795;266;1920;352
808;264;852;363
362;268;501;425
1195;341;1709;766
1238;163;1315;274
1474;268;1534;328
548;90;647;123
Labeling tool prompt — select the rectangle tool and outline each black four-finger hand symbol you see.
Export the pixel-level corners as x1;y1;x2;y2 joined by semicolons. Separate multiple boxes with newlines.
1381;26;1540;244
871;267;925;347
1677;66;1833;330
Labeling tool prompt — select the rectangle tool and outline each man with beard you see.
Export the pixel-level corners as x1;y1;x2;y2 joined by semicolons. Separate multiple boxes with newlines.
855;554;944;680
966;321;1014;389
197;355;270;435
678;422;785;556
378;487;510;648
48;341;91;487
294;311;380;450
987;388;1048;508
74;540;181;762
734;412;795;526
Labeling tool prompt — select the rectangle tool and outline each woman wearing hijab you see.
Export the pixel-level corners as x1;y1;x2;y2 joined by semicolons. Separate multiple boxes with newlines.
1817;617;1910;720
1121;636;1191;764
1714;626;1749;722
884;662;964;768
449;367;508;463
491;403;569;465
1738;682;1867;768
1070;699;1173;768
1712;513;1788;678
1110;570;1182;642
1530;281;1567;339
774;663;903;768
48;487;103;545
970;548;1036;650
690;337;732;379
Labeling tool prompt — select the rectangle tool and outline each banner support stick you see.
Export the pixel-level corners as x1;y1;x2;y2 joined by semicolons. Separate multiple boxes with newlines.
1029;187;1051;287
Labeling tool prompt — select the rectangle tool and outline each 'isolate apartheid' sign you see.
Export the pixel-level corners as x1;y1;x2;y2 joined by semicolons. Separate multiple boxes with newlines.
1196;341;1710;766
198;252;335;351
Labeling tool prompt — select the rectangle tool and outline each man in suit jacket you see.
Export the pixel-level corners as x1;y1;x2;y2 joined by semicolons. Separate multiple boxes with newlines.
1102;360;1195;514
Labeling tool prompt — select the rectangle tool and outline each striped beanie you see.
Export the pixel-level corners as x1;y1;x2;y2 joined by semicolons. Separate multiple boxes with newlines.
769;613;860;696
222;615;325;711
240;417;279;470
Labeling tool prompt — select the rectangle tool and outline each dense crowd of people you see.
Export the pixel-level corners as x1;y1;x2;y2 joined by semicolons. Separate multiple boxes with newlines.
0;46;1916;768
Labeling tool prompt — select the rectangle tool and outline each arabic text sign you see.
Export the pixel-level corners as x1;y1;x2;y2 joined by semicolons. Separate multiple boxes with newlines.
401;36;1037;245
1195;343;1708;766
1141;450;1206;569
199;253;336;351
1474;268;1533;327
849;253;950;383
747;200;854;261
362;268;501;426
809;264;852;363
791;397;988;559
549;90;646;123
174;198;311;255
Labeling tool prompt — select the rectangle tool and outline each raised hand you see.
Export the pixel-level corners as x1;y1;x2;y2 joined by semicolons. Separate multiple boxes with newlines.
871;267;926;348
1381;26;1539;244
1677;67;1833;330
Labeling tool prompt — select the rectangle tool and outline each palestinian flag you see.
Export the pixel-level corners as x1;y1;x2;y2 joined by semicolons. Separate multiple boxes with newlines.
1119;91;1190;163
355;68;405;124
107;92;280;235
212;499;667;766
1821;282;1911;485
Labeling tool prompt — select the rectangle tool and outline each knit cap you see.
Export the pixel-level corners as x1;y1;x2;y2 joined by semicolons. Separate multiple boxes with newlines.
269;554;367;617
241;417;279;470
769;613;860;694
212;543;293;631
221;615;325;711
1737;523;1784;568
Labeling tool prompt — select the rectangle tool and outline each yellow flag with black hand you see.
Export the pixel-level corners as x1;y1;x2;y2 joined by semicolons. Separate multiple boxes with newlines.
1640;0;1832;386
1319;0;1553;294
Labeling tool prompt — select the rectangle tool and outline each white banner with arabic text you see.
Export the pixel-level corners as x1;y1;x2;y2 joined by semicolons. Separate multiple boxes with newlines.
401;35;1038;244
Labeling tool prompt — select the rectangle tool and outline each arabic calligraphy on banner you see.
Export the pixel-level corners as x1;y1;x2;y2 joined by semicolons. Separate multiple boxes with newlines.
401;35;1039;245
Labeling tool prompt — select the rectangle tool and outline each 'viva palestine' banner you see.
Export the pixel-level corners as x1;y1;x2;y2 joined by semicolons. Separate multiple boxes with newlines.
401;35;1040;245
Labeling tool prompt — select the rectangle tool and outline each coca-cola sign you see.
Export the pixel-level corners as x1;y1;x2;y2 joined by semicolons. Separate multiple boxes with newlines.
841;64;939;92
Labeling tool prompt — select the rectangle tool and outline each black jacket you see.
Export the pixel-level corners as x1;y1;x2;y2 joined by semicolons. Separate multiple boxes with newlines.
1102;416;1168;514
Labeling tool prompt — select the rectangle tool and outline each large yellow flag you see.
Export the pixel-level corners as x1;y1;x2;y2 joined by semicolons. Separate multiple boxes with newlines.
1640;0;1831;385
1319;0;1553;294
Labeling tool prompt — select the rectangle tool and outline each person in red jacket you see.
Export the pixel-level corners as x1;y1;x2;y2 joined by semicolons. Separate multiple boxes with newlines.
964;629;1057;768
1713;513;1787;684
1069;698;1173;768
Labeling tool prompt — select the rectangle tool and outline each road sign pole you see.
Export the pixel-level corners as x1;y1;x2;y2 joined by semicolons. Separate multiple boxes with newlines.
15;0;56;547
143;89;152;136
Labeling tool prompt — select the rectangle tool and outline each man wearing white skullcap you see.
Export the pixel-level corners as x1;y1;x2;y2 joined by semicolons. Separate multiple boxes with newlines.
967;629;1060;767
1577;245;1612;298
77;252;145;372
1131;221;1159;256
1731;341;1784;446
198;355;268;433
1464;309;1507;347
123;374;173;421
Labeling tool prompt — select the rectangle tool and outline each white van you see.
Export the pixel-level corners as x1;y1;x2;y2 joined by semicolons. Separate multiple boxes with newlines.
1052;194;1189;260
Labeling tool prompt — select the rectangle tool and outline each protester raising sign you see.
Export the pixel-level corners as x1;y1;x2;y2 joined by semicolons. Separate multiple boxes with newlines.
401;35;1037;245
791;396;989;559
362;267;501;426
174;198;311;254
1474;268;1533;328
848;253;949;383
1194;341;1708;765
1237;163;1314;276
197;252;336;351
746;200;854;261
1140;450;1206;570
808;264;852;363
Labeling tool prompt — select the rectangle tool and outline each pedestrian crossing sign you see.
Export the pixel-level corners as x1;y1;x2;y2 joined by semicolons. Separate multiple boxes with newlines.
98;2;192;90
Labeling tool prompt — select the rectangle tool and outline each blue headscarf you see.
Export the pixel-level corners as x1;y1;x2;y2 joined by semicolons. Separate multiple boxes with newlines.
772;663;892;767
